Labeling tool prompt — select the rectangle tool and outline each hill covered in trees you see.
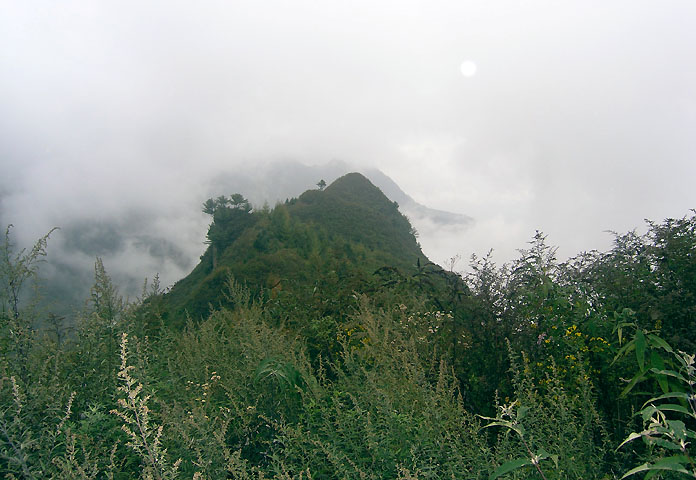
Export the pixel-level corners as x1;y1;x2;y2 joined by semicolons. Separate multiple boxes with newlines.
1;175;696;478
160;173;430;327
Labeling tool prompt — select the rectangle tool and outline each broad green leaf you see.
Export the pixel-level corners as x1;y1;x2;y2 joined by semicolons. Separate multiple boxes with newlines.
621;462;650;478
652;455;690;467
639;404;661;422
642;392;691;407
650;351;669;393
645;437;683;451
621;456;691;479
647;334;674;353
489;458;532;480
617;431;646;450
649;368;688;383
612;340;636;365
650;403;693;417
480;421;524;438
650;350;665;370
635;330;647;372
666;420;687;440
481;420;513;429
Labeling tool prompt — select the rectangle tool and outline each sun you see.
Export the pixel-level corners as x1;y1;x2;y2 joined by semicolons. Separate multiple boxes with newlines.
460;60;477;77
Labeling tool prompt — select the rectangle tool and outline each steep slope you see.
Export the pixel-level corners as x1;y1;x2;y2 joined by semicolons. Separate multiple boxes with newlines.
161;173;429;326
290;172;425;267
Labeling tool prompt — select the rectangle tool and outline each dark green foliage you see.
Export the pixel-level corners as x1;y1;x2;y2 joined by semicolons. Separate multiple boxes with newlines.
162;173;428;330
202;194;256;272
645;214;696;352
293;173;425;269
483;346;610;479
3;202;696;478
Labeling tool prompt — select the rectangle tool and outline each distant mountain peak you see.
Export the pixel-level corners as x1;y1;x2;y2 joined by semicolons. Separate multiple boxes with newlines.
328;171;369;185
361;168;472;227
323;172;392;205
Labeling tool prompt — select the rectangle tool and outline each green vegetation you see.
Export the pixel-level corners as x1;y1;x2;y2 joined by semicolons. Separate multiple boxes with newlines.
1;175;695;478
162;173;427;329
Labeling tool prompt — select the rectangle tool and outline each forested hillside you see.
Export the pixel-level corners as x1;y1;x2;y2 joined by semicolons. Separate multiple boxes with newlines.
160;173;429;329
1;176;695;478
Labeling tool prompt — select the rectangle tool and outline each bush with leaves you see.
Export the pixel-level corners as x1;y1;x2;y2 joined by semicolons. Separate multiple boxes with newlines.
482;344;610;479
614;320;696;478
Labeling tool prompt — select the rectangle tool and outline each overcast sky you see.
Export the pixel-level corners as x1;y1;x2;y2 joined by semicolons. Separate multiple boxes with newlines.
2;0;695;286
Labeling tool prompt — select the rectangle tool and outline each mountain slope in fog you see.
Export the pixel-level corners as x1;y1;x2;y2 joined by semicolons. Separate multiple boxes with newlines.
161;172;431;325
5;161;472;317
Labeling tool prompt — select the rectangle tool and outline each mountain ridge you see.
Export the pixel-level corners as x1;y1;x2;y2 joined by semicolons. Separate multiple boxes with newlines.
160;172;430;325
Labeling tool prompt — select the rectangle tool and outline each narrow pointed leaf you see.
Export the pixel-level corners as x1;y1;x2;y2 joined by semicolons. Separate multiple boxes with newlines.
647;334;673;353
635;330;646;371
650;351;669;393
612;340;636;365
649;368;688;383
489;458;532;480
648;403;693;417
642;392;691;407
621;456;691;478
617;431;646;450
